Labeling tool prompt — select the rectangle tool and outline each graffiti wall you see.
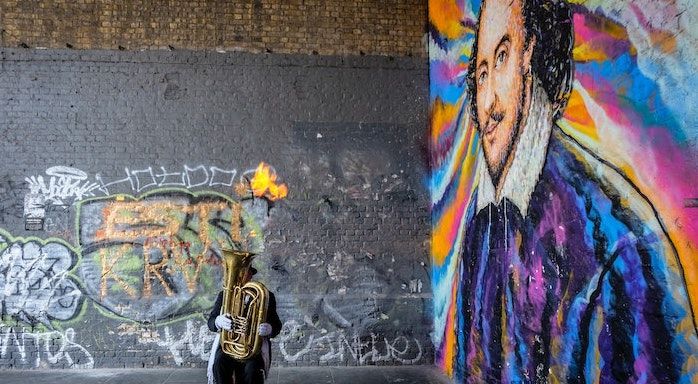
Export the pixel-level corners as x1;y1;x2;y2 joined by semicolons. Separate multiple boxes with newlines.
2;165;277;368
429;0;698;382
0;50;431;368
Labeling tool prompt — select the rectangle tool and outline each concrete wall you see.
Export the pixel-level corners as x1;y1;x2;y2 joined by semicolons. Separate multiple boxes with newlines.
0;0;427;56
0;48;431;368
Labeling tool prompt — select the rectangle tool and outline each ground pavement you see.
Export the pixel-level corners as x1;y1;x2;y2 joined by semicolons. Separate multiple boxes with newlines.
0;365;451;384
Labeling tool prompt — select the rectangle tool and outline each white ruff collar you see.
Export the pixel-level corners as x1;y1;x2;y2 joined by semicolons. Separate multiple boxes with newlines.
475;81;554;216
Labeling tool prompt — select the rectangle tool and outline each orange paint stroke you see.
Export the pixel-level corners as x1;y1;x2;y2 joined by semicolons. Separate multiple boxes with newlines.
429;0;466;40
432;122;479;266
431;98;460;145
441;275;459;375
562;89;599;141
650;29;677;54
250;162;288;201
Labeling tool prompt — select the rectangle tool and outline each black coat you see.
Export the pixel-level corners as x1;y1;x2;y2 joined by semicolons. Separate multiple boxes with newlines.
207;290;283;339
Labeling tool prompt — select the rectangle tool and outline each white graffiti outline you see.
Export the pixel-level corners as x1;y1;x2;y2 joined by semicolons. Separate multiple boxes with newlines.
95;172;132;196
0;240;82;325
135;320;216;365
184;165;210;188
279;320;423;365
129;167;158;192
25;164;269;219
209;167;237;187
0;327;94;368
155;166;187;187
25;166;101;205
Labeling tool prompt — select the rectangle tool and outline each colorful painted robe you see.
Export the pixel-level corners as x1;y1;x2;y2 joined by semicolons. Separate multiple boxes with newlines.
456;124;698;383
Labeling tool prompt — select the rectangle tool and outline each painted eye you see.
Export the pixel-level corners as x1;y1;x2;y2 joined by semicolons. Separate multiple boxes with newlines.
496;50;507;67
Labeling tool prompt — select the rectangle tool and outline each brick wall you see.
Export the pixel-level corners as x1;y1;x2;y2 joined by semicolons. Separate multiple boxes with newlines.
0;0;427;56
0;48;431;368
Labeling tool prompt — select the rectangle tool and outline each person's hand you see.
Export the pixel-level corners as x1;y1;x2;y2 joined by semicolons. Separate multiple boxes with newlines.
257;322;272;337
215;315;232;331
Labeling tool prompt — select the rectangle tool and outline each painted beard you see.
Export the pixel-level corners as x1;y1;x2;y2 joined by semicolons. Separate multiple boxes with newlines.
480;74;531;189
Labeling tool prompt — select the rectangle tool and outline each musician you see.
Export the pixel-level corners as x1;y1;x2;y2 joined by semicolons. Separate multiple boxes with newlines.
207;266;282;384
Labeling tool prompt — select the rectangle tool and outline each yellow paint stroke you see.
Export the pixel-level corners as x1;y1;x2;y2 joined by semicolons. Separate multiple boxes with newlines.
650;29;677;54
666;218;698;319
431;98;460;144
573;42;610;62
562;89;599;141
429;0;466;40
432;122;479;265
250;162;288;201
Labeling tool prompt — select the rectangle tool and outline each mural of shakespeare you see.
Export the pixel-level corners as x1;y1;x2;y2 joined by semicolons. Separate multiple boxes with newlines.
429;0;698;382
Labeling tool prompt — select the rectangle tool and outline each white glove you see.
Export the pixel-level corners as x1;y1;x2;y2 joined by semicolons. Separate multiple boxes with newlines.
215;315;232;331
257;322;272;337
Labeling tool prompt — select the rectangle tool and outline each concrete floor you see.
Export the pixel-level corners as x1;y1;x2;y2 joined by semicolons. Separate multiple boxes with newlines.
0;366;451;384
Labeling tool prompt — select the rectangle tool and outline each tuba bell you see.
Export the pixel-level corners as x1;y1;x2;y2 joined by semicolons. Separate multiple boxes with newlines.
219;249;269;359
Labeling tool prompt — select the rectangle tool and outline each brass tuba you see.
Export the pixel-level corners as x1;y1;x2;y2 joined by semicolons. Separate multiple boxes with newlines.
219;249;269;359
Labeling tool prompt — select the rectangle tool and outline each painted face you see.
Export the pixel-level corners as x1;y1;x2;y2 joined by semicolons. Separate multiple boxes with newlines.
474;0;534;186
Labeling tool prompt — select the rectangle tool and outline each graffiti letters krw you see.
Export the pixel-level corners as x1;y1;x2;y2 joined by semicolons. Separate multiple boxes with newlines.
76;189;263;322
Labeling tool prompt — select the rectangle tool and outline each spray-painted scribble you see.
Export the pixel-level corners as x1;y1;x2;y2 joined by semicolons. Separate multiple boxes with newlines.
129;320;216;365
96;165;239;195
0;231;82;326
76;190;263;322
430;0;698;382
279;320;423;365
0;327;94;369
23;163;287;222
0;176;24;223
25;166;101;205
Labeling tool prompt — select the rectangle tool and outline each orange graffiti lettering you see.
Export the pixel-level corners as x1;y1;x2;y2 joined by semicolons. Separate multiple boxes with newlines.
100;246;137;300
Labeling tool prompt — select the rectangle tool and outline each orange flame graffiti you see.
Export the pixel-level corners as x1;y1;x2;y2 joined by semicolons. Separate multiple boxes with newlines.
249;162;288;201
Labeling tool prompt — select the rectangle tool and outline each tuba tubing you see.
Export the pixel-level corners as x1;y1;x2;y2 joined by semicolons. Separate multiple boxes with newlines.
219;249;269;360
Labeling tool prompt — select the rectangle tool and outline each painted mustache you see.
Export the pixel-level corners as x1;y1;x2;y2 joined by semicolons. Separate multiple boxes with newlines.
483;111;504;135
